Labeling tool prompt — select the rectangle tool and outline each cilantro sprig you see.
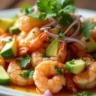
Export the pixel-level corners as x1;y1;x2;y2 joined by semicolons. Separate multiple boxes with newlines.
16;54;31;68
37;0;75;22
20;69;34;79
55;65;64;75
81;21;95;37
75;91;92;96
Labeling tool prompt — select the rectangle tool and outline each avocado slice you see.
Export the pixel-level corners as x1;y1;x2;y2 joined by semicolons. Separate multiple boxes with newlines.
65;59;85;74
81;37;96;53
0;39;17;60
0;65;10;84
46;38;60;57
9;19;20;35
0;18;13;31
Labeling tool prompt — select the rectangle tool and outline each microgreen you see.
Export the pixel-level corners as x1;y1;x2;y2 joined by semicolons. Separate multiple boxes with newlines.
16;54;31;68
20;69;34;79
55;65;64;75
81;21;95;37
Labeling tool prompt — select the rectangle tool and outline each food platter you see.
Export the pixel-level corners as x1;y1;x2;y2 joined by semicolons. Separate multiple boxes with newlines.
0;8;96;96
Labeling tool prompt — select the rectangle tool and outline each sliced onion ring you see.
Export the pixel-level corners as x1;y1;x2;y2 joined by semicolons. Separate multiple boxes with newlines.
63;15;81;35
70;21;80;38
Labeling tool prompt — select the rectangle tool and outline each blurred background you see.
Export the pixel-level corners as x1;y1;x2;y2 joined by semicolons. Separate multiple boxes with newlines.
0;0;96;10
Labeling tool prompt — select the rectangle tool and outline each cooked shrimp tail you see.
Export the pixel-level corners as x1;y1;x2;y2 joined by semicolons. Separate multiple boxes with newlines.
57;42;67;63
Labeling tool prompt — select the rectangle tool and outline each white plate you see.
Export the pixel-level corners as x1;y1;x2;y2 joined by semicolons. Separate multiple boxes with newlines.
0;8;96;96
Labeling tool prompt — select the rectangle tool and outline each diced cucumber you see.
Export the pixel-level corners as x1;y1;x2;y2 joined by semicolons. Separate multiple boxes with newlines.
65;59;85;74
0;39;17;60
81;37;96;53
0;65;10;84
46;38;60;57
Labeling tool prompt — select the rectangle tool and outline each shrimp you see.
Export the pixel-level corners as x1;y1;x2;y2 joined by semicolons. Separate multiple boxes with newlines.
31;42;67;68
64;70;77;92
33;60;66;93
7;59;33;86
19;15;49;32
73;58;96;89
17;27;48;55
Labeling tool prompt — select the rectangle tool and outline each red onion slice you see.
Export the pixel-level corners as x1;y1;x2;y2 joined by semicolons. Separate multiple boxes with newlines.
63;15;81;35
64;37;86;48
43;90;53;96
43;29;86;48
43;29;57;38
70;21;80;38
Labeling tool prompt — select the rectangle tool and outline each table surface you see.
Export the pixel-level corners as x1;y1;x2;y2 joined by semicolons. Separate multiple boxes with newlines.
0;0;96;10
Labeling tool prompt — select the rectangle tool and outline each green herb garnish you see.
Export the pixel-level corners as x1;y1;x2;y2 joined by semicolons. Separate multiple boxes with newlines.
16;54;31;68
81;21;95;37
75;91;92;96
35;0;75;25
55;65;64;75
20;4;34;15
20;69;34;79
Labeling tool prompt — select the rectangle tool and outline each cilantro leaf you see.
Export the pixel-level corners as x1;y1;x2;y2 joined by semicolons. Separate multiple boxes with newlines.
59;5;75;13
75;91;92;96
63;0;75;7
81;21;95;37
16;55;31;68
55;65;64;75
20;69;34;79
37;0;55;13
59;13;73;26
20;4;34;15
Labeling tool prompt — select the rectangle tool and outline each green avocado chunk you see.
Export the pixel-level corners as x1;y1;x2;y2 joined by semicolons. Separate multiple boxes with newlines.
0;65;10;84
46;38;60;57
81;37;96;53
0;18;13;31
0;39;17;60
9;19;20;35
65;59;85;74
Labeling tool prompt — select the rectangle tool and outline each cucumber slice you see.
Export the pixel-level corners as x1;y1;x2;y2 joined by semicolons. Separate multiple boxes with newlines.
46;38;60;57
0;65;10;84
0;39;17;60
65;59;85;74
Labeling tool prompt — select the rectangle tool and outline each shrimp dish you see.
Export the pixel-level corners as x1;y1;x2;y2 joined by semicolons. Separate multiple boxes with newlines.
1;0;96;96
